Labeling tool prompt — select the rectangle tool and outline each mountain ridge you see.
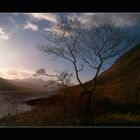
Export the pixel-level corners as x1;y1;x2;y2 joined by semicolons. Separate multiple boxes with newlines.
0;77;19;90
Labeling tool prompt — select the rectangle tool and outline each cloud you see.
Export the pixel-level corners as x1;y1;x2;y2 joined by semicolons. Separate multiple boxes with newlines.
68;13;94;24
111;14;140;27
24;13;140;32
66;13;140;28
0;28;9;41
8;17;20;28
44;26;71;37
24;22;38;31
26;13;58;24
0;69;33;79
7;70;18;76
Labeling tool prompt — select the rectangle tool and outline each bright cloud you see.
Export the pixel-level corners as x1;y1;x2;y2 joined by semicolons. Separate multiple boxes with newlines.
0;69;34;79
0;28;9;42
24;22;38;31
44;26;71;37
27;13;58;24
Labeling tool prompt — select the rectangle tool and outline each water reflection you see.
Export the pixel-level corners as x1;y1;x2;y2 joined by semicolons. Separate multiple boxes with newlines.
0;91;56;118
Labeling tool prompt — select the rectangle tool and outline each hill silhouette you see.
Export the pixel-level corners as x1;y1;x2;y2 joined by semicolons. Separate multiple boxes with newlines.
8;78;62;91
8;78;46;90
0;77;19;90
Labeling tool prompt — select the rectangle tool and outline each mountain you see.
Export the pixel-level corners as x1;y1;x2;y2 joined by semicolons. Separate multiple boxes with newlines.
8;78;62;91
92;43;140;104
98;43;140;84
0;77;19;90
8;78;46;90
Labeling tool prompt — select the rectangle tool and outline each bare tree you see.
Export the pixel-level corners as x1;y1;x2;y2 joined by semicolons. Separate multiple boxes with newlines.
43;80;61;91
37;16;137;119
79;16;137;115
34;69;73;122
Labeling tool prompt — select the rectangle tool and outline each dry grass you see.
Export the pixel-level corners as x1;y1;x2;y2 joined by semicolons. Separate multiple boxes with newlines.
95;113;140;126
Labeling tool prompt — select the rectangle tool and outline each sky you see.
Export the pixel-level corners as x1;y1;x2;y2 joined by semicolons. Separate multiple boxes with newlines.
0;13;140;84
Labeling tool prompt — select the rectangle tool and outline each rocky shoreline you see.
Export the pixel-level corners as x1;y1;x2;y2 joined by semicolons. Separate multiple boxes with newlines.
25;93;63;107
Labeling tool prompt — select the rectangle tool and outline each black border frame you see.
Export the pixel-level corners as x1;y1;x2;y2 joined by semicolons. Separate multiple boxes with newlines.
0;0;140;138
0;0;139;12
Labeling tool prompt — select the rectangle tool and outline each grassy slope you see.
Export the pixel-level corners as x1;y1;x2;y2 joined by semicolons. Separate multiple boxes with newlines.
94;43;140;103
98;43;140;84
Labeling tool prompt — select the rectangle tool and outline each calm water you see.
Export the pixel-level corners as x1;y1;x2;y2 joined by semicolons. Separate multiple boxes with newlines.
0;90;57;118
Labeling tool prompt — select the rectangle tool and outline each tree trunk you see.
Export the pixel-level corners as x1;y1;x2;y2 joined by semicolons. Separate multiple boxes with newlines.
83;64;102;125
85;62;102;113
86;92;92;114
63;92;66;118
62;91;66;124
81;91;95;125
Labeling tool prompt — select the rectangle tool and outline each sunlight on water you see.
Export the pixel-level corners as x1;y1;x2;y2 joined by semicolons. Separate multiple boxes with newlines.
0;91;56;118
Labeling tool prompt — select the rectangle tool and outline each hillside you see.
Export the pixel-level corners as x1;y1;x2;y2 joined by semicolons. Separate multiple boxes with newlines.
92;43;140;104
0;77;19;90
98;43;140;84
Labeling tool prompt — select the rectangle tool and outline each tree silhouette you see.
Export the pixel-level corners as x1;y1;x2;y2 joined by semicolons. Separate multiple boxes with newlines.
37;15;137;123
34;69;73;123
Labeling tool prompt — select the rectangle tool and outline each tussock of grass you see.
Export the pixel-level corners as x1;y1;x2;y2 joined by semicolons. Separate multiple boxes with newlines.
95;113;140;126
0;106;64;126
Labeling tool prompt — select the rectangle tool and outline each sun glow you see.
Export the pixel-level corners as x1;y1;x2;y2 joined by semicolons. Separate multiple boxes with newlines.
0;68;34;80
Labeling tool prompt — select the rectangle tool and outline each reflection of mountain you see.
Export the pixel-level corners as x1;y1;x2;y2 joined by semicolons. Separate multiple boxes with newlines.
8;78;62;91
0;77;19;90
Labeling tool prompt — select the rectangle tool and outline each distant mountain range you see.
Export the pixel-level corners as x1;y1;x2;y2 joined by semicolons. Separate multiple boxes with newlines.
7;78;62;91
0;77;19;90
7;78;46;90
0;76;62;91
